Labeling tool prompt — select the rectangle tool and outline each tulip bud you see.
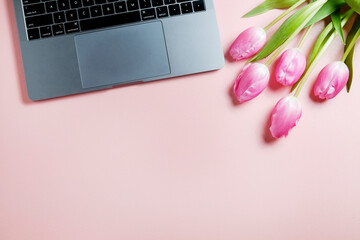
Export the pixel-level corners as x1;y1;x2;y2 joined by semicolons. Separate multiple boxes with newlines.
313;61;349;100
229;27;267;61
270;96;302;138
233;63;270;103
275;48;307;86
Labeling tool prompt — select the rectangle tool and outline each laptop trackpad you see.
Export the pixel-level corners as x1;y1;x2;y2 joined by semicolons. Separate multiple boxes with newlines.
74;21;170;89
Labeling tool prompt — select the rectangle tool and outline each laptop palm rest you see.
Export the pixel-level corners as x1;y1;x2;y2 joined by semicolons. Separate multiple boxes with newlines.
74;21;170;89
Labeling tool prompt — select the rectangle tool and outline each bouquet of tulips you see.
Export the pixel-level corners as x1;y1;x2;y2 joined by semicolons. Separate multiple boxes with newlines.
230;0;360;138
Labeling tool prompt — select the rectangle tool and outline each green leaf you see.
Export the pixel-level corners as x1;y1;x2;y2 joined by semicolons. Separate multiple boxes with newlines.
331;9;345;44
291;30;334;92
307;23;334;66
291;30;338;93
291;9;354;93
345;45;355;92
305;0;345;27
250;0;326;62
346;0;360;14
307;9;353;65
345;15;360;92
243;0;301;18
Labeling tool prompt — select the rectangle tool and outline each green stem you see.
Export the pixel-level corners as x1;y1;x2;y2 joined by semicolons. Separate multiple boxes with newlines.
264;0;325;66
265;24;314;66
293;9;354;97
265;41;287;66
294;33;336;97
341;28;360;62
266;25;313;66
264;0;307;31
298;24;313;49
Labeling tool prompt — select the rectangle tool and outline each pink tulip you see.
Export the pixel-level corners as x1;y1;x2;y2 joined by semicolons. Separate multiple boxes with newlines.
275;48;307;86
233;63;270;103
313;61;349;100
229;27;267;61
270;96;302;138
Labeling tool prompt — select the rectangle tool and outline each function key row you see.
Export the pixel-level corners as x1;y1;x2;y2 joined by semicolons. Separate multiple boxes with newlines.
23;0;197;6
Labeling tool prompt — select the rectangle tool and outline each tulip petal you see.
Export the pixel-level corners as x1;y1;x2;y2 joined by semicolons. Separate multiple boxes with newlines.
270;96;302;138
229;27;267;61
233;63;270;103
275;48;306;86
314;61;349;99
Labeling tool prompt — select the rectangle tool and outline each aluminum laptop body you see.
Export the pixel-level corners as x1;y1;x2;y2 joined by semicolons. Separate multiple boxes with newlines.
13;0;224;101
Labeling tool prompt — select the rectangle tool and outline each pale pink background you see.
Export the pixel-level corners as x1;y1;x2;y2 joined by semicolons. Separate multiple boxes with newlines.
1;0;360;239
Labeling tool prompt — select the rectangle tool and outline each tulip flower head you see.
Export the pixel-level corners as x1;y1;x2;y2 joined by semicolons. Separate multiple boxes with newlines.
270;96;302;138
275;48;307;86
313;61;349;100
229;27;267;61
233;63;270;103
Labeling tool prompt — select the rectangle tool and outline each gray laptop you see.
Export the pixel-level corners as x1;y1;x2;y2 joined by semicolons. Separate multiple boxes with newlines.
13;0;224;101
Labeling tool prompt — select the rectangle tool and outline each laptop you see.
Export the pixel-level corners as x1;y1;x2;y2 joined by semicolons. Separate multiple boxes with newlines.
13;0;224;101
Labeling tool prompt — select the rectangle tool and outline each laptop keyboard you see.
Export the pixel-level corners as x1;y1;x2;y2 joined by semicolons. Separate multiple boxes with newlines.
22;0;206;41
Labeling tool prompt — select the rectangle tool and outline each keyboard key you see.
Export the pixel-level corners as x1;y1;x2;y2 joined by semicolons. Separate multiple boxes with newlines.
40;26;52;37
102;3;115;15
168;4;180;16
27;28;40;40
45;1;58;12
23;3;45;17
58;0;70;10
114;1;127;13
141;8;156;20
70;0;82;8
66;9;78;20
90;5;102;17
26;14;53;28
193;0;205;11
53;11;66;23
139;0;151;9
82;0;94;6
23;0;41;5
78;7;90;19
180;2;192;14
65;21;80;33
24;0;206;40
127;0;139;11
156;6;168;18
152;0;164;7
80;11;141;31
52;24;65;35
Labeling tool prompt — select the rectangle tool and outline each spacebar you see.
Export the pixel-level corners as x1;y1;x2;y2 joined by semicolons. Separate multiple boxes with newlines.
80;11;141;31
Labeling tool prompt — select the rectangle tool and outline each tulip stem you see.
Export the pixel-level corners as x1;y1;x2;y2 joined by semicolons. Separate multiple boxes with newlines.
293;9;354;98
341;28;360;62
294;32;336;98
265;41;287;66
264;0;307;31
298;24;314;49
265;23;313;67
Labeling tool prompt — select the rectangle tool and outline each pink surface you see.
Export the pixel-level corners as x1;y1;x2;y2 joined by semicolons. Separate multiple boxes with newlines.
1;0;360;239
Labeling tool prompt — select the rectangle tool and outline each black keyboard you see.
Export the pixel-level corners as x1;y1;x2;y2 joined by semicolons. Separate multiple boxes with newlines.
23;0;206;40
